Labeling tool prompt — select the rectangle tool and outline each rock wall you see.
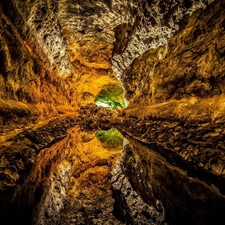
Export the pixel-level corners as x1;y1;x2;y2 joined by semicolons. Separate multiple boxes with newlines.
0;1;77;133
111;137;225;225
0;0;219;129
113;1;225;223
0;115;77;224
1;0;225;224
121;0;225;105
111;144;167;225
0;0;122;133
115;0;225;189
112;0;215;80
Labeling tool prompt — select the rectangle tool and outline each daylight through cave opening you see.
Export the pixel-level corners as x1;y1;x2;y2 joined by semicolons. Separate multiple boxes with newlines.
95;84;126;109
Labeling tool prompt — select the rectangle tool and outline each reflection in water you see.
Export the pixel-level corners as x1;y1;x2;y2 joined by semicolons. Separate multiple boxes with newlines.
31;127;123;225
95;129;124;149
27;126;225;225
60;128;123;224
113;135;225;225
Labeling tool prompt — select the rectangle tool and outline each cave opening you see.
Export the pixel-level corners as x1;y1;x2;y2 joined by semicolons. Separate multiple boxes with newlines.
94;84;126;109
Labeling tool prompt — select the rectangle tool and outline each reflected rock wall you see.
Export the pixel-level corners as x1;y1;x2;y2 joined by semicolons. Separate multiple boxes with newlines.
112;137;225;225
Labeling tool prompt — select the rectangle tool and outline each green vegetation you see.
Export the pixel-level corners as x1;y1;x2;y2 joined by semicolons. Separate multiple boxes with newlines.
95;129;124;149
95;84;125;108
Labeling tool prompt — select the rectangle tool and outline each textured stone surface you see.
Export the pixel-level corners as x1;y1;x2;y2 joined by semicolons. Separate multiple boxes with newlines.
122;0;225;104
30;128;122;225
1;0;225;224
0;115;78;223
111;144;167;225
0;0;74;132
0;0;122;133
0;111;123;224
118;107;225;191
112;138;225;225
112;0;215;80
116;0;225;196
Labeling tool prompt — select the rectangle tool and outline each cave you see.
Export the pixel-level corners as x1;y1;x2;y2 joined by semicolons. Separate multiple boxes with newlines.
0;0;225;224
95;84;125;108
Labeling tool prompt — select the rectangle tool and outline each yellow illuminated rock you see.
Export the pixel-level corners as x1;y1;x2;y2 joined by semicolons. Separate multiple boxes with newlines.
1;0;225;224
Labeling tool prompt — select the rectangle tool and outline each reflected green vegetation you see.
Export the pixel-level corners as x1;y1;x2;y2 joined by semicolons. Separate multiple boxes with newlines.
95;129;124;149
95;84;125;108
